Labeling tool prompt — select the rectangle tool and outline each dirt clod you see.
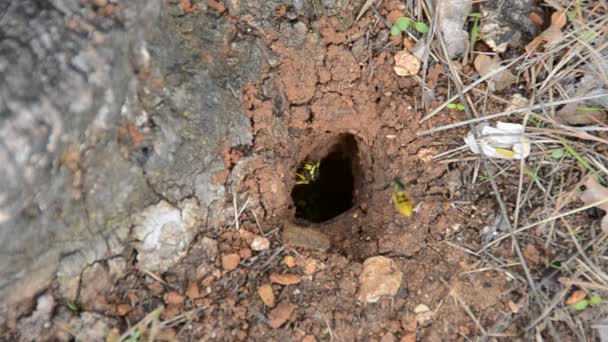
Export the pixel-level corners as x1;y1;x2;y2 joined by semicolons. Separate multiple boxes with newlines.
164;292;185;305
283;224;330;251
268;300;297;329
222;253;241;271
186;283;201;299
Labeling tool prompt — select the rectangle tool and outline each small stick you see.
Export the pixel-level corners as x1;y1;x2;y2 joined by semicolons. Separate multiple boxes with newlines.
558;277;608;291
417;92;608;136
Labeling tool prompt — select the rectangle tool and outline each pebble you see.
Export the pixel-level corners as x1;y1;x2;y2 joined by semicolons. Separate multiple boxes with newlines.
357;256;403;304
250;236;270;251
222;253;241;271
257;284;276;307
283;255;296;268
270;273;301;285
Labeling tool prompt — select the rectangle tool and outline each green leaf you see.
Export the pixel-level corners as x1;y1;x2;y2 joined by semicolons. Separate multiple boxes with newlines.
456;104;465;111
414;21;429;33
390;26;401;36
447;103;457;109
395;17;411;31
467;12;481;18
580;31;596;43
560;139;597;175
590;296;602;305
66;302;80;312
551;149;564;159
574;299;589;310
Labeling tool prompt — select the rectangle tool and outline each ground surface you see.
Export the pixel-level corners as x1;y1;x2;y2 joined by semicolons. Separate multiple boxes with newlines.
3;0;607;341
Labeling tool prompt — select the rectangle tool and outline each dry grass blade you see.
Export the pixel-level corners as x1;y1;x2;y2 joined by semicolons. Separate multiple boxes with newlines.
355;0;378;22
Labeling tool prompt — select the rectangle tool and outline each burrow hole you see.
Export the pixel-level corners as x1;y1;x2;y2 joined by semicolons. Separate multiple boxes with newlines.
290;133;363;223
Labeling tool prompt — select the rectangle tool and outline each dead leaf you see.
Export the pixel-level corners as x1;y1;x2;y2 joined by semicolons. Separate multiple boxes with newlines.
523;244;540;265
436;0;471;58
474;55;516;91
394;51;420;77
525;11;566;53
257;284;276;308
269;273;301;285
580;176;608;233
565;290;587;305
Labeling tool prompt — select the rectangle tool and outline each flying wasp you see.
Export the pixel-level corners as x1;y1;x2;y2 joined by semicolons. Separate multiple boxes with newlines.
295;161;320;185
391;177;413;217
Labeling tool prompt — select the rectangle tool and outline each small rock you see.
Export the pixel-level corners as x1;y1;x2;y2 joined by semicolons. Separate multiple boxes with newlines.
164;292;184;305
133;200;201;274
222;253;241;271
394;50;420;77
257;284;276;308
414;304;430;314
283;223;330;251
268;300;297;329
283;255;296;268
357;256;403;304
270;273;301;285
186;283;201;299
251;236;271;251
239;248;253;259
116;303;131;316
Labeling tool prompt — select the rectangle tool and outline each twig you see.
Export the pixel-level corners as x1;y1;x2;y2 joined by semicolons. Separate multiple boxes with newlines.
417;92;608;136
558;277;608;291
479;197;608;253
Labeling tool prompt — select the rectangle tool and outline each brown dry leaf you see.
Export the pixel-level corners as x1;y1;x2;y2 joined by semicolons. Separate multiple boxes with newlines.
565;290;587;305
473;55;516;91
394;51;421;77
268;300;297;329
257;284;276;308
580;176;608;233
523;244;540;265
269;273;301;285
525;11;566;53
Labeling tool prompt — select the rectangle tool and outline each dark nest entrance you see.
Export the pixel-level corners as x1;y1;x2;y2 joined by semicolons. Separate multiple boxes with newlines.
291;134;363;223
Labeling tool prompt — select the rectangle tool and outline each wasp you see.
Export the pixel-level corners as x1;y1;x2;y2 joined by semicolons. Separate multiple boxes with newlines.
295;161;320;185
391;177;413;217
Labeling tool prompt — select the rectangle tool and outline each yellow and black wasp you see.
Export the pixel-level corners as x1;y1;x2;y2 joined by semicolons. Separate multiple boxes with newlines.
295;161;320;185
391;177;413;217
